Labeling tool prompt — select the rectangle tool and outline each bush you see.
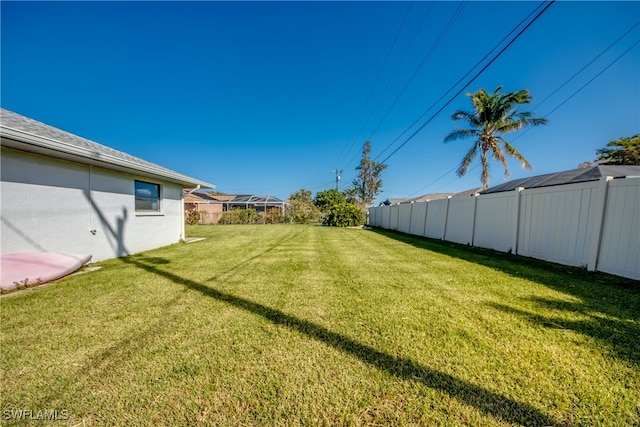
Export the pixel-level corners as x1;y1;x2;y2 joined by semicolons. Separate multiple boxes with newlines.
185;208;202;225
219;208;258;224
325;203;364;227
265;207;284;224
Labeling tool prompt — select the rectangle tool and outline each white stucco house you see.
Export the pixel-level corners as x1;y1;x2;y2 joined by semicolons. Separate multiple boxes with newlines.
1;108;214;262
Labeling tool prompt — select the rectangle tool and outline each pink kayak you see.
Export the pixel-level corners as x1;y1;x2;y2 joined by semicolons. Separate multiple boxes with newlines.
1;253;92;291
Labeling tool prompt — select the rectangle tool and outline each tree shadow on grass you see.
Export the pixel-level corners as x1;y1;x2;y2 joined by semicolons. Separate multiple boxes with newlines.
122;255;562;426
368;228;640;366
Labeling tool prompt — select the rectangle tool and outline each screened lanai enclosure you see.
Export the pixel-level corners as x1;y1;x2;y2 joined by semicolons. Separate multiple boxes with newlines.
184;193;290;224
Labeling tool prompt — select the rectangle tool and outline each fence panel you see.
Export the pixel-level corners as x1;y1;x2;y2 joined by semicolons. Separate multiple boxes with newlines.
398;203;413;234
410;202;428;236
424;198;448;239
369;206;381;227
445;196;476;245
368;176;639;280
597;177;640;280
474;192;518;252
381;206;391;229
517;181;598;267
389;204;400;230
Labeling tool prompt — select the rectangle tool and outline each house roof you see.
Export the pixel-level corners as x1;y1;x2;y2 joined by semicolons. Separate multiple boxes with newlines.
0;108;214;188
184;192;289;205
184;192;221;203
481;165;640;194
381;193;453;205
228;194;287;204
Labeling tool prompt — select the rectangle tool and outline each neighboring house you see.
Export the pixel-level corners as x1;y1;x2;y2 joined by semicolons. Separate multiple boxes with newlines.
1;108;214;262
379;188;484;206
480;165;640;194
184;192;224;224
185;192;289;224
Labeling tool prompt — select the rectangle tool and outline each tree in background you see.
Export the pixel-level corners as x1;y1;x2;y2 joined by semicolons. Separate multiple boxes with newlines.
350;141;387;213
288;189;319;224
444;86;547;190
595;134;640;165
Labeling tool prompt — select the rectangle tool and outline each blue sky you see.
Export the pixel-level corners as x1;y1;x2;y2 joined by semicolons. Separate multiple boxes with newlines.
2;1;639;203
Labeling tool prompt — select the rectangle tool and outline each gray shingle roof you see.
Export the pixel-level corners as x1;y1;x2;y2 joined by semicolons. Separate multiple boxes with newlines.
481;165;640;194
1;108;214;188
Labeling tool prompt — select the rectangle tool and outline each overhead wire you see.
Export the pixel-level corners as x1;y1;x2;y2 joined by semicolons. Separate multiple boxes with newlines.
334;1;414;170
373;0;549;162
533;21;640;112
341;1;460;175
338;2;435;173
376;0;556;167
357;1;435;140
512;26;640;144
365;1;467;142
408;23;639;196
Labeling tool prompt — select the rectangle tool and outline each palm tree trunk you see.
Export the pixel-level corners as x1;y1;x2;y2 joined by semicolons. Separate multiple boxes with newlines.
481;149;489;190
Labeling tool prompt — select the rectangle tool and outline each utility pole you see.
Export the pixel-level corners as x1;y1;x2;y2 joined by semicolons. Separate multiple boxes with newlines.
332;169;342;191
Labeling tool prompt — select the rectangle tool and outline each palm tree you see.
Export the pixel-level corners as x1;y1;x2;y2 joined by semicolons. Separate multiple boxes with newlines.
444;86;548;190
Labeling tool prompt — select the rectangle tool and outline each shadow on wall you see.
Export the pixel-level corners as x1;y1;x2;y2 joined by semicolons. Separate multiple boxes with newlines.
118;250;561;427
84;189;130;258
369;227;640;367
1;216;49;252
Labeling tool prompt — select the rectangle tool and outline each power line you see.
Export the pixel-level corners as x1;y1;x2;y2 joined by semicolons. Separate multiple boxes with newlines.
534;21;640;111
366;1;467;142
377;0;555;166
340;1;554;194
410;32;640;196
373;0;549;162
538;38;640;128
334;1;414;169
358;1;436;140
340;2;451;175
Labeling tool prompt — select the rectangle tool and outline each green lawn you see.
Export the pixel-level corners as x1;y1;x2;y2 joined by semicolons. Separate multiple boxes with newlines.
1;225;639;426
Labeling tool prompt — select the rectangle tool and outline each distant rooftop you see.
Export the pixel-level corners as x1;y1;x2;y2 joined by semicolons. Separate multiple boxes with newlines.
185;192;288;206
481;165;640;194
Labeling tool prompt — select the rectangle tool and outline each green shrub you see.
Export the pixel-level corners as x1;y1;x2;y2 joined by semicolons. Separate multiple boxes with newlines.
219;208;258;224
325;203;364;227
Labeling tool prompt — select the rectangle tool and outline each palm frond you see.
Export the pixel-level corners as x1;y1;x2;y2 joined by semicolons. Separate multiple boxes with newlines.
444;128;479;143
446;86;546;189
502;141;532;170
457;142;479;177
489;140;510;179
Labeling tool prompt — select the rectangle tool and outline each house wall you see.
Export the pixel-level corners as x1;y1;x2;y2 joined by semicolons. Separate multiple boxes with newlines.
1;148;184;262
196;203;223;224
369;176;640;280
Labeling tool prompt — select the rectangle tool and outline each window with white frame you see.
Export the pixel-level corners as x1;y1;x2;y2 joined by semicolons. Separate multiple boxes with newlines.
135;180;161;212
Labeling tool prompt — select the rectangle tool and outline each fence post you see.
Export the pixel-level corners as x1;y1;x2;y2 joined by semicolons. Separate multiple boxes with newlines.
422;200;430;236
513;187;524;255
471;192;479;247
409;201;414;235
442;196;452;240
587;176;612;272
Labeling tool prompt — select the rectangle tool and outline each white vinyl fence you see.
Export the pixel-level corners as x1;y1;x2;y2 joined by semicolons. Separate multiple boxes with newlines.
369;176;640;280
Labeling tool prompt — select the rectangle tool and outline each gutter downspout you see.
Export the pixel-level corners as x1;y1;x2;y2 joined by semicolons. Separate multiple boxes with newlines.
186;184;201;195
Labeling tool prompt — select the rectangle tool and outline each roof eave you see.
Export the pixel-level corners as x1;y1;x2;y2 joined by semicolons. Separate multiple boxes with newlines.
1;126;215;189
